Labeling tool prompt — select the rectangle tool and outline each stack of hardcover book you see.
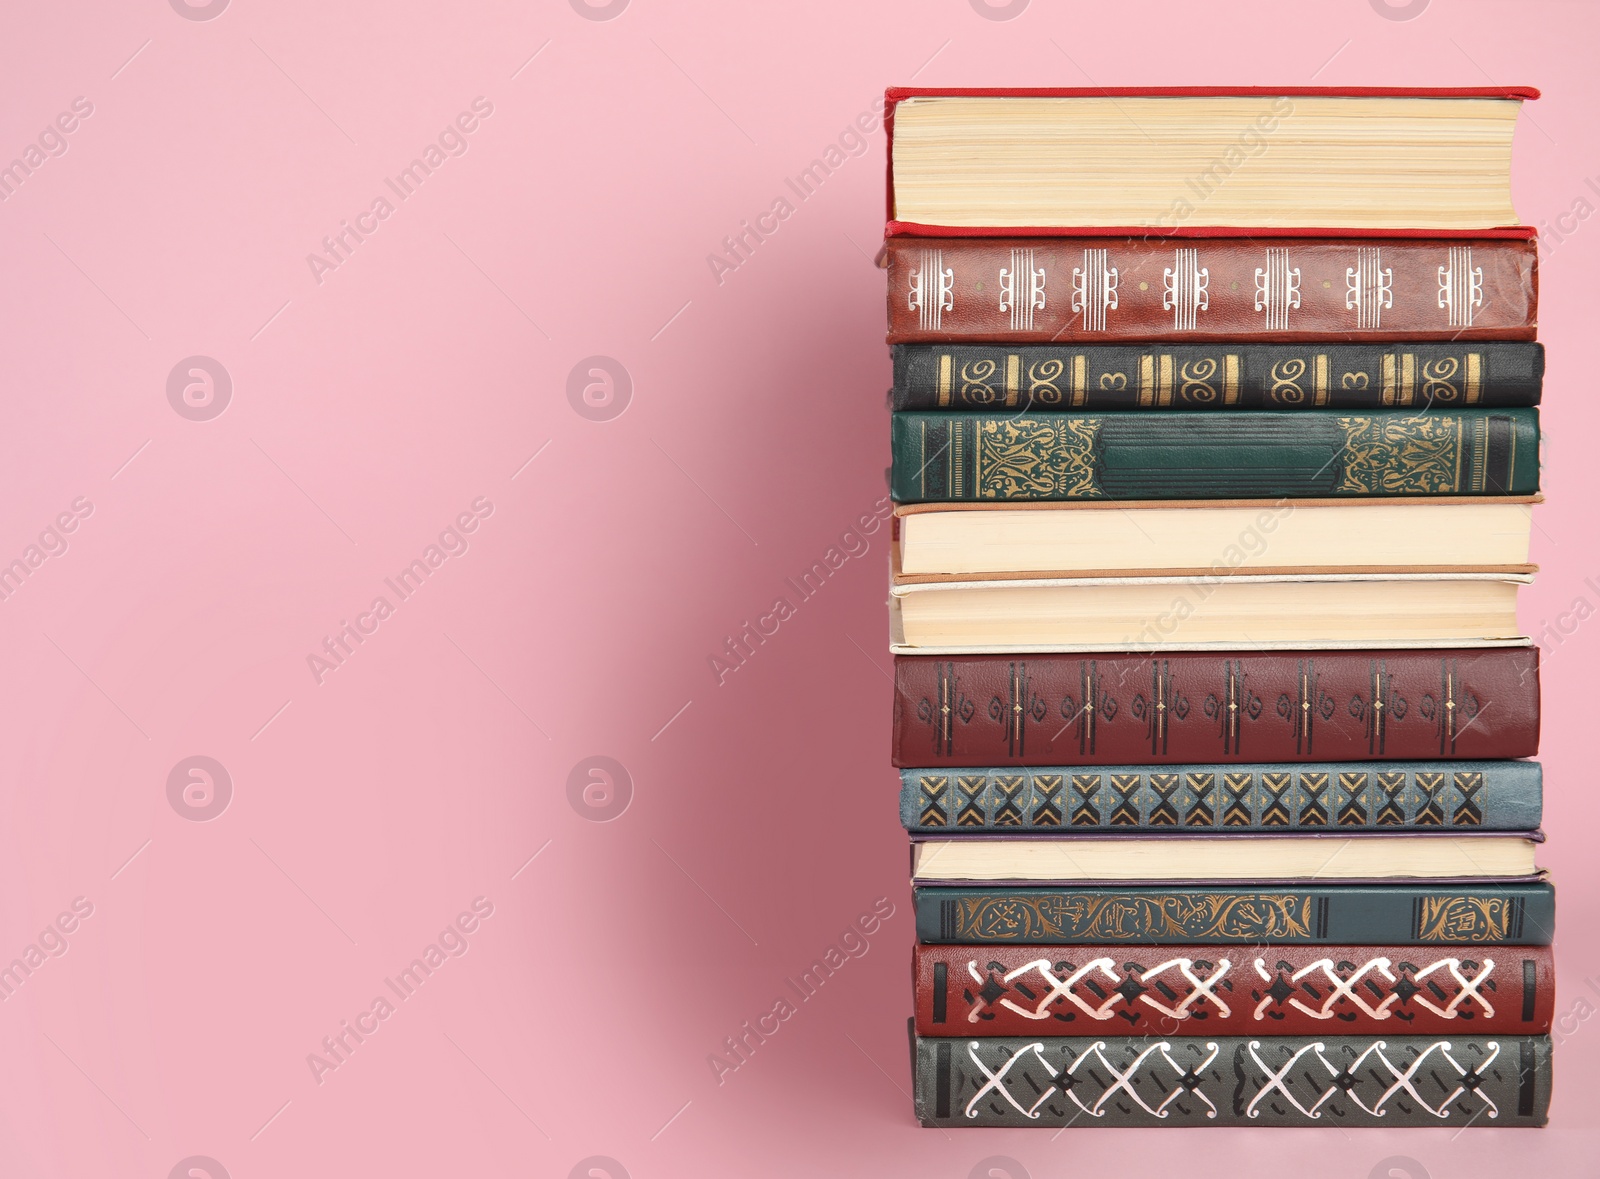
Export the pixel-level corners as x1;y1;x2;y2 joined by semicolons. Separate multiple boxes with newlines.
882;86;1554;1128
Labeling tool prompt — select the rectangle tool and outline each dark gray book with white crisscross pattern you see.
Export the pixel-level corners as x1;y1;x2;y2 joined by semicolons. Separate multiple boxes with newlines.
914;1033;1550;1127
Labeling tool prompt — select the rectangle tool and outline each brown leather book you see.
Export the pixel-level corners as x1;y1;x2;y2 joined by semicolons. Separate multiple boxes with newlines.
885;235;1537;343
892;646;1538;767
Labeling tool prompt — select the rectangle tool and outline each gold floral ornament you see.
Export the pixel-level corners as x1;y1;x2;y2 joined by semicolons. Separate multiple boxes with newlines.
1415;895;1514;942
1337;414;1462;494
977;418;1102;499
953;892;1314;941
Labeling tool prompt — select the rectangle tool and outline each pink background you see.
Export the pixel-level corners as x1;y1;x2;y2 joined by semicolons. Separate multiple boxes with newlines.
0;0;1595;1175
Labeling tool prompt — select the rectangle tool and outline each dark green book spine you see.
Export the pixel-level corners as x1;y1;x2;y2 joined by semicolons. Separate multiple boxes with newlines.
900;760;1543;833
891;342;1544;410
913;881;1555;945
890;408;1540;502
915;1034;1551;1127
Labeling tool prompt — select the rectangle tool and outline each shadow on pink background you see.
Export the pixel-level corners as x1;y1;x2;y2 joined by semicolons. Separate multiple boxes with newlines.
0;0;1595;1175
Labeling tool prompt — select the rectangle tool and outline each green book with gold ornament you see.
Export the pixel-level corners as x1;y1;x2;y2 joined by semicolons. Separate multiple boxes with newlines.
889;408;1538;502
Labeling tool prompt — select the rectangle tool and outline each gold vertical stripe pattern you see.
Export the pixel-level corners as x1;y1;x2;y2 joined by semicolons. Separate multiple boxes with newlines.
1466;353;1482;404
1004;353;1020;408
1225;354;1239;405
937;354;952;408
952;421;964;498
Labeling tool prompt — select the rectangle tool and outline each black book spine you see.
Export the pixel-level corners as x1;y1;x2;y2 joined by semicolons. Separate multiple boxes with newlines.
892;342;1543;411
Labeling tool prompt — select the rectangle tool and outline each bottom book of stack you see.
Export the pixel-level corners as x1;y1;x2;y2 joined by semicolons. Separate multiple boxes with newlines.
913;1030;1552;1127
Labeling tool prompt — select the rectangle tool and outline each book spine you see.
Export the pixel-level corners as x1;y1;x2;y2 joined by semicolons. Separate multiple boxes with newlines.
913;1034;1550;1127
913;882;1556;945
899;760;1541;832
891;342;1543;411
890;409;1540;502
913;943;1555;1037
885;236;1537;343
893;649;1539;768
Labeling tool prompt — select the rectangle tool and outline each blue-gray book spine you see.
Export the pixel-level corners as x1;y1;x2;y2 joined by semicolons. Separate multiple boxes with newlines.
900;760;1540;833
914;881;1556;945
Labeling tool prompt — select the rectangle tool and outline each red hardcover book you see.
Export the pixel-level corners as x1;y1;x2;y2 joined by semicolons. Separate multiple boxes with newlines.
892;647;1538;767
913;943;1555;1037
884;234;1537;343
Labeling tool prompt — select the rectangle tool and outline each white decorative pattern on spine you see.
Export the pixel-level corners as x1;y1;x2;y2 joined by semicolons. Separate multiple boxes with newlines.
999;248;1046;331
965;1041;1056;1119
964;1040;1221;1121
962;954;1498;1024
1071;248;1117;332
1346;247;1394;330
968;958;1121;1022
1252;956;1496;1021
1163;248;1209;330
1254;248;1301;331
955;1037;1508;1123
1439;246;1484;328
1245;1039;1501;1121
908;248;954;332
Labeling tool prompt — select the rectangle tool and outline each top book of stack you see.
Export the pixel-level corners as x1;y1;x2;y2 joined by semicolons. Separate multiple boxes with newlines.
885;87;1536;233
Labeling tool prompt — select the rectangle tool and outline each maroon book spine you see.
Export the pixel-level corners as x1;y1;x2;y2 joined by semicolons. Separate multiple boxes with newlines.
913;943;1555;1037
892;647;1539;768
884;235;1537;344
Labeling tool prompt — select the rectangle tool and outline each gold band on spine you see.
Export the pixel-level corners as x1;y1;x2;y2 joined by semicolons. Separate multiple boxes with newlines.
1139;355;1153;407
1382;354;1396;405
1072;354;1087;407
1467;353;1482;404
1401;353;1416;406
1315;354;1328;406
1159;355;1174;407
952;422;964;498
1005;353;1020;408
937;354;952;407
1225;354;1239;405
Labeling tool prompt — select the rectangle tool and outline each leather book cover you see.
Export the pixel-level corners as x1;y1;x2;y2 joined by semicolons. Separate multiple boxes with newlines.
912;880;1556;946
892;648;1539;768
885;236;1537;343
914;1033;1550;1127
913;943;1555;1037
900;759;1542;832
891;342;1543;411
890;408;1540;502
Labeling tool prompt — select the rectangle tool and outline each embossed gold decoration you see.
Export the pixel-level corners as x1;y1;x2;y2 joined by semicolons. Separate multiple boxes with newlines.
1177;357;1220;404
1267;357;1309;405
1336;414;1463;494
953;892;1314;941
1026;357;1066;406
1415;895;1513;942
975;418;1102;499
1420;355;1463;404
958;357;1001;405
